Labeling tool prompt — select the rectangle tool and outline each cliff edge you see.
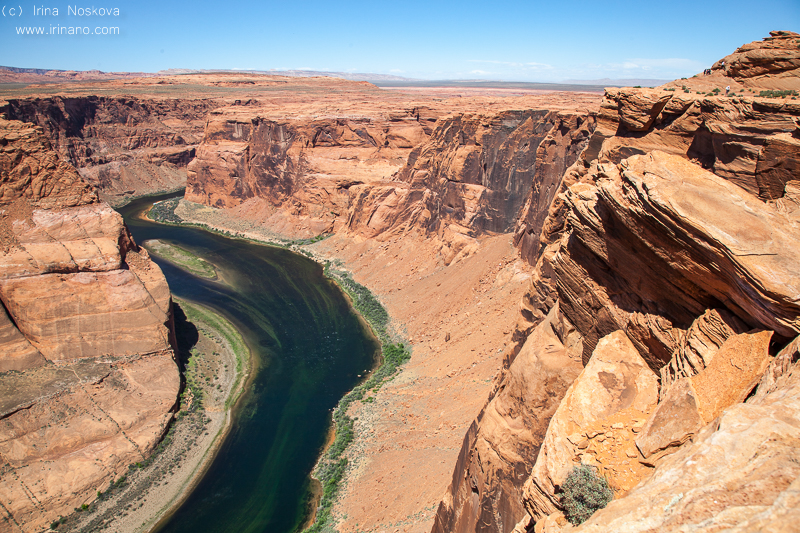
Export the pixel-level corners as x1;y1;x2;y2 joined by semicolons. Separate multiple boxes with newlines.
0;117;179;532
434;30;800;533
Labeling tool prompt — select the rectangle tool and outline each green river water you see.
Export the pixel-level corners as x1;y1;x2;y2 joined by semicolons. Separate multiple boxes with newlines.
118;193;379;533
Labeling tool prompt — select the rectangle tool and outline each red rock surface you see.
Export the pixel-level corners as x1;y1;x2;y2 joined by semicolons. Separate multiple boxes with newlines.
440;32;800;533
0;117;178;531
2;96;217;205
1;30;798;533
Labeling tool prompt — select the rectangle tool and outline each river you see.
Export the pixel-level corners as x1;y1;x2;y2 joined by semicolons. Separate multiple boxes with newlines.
118;193;379;533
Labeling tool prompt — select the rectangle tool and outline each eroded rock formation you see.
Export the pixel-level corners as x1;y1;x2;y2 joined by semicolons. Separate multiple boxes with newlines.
2;96;218;204
185;102;596;256
435;31;800;533
0;117;179;531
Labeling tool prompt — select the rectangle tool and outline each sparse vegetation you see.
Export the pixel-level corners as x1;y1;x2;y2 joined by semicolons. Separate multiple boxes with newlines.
148;198;183;224
144;239;217;279
560;464;614;526
307;262;411;533
758;89;799;99
177;299;250;410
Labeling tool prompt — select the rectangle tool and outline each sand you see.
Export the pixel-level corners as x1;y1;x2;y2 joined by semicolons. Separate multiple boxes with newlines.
62;299;250;533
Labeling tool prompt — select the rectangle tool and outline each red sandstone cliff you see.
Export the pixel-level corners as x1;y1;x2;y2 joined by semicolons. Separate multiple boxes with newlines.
2;96;219;205
185;102;597;258
0;117;179;531
433;30;800;533
4;32;797;533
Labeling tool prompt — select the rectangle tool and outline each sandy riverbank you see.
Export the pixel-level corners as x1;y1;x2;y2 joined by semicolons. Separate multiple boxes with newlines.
62;299;250;533
156;197;532;533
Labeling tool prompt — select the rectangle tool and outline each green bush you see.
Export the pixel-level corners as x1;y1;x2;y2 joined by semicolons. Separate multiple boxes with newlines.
560;464;613;526
758;89;799;99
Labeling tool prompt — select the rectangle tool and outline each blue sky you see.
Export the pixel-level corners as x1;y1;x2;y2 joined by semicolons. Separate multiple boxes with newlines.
1;0;798;81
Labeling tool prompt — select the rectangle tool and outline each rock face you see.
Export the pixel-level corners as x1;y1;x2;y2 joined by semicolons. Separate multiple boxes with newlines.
522;331;658;521
563;352;800;533
393;112;596;235
184;95;597;244
436;32;800;533
635;330;772;461
3;96;218;204
712;30;800;86
432;305;584;533
185;106;434;235
0;117;179;531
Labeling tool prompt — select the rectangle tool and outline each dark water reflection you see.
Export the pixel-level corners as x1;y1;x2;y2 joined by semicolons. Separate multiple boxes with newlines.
118;194;378;533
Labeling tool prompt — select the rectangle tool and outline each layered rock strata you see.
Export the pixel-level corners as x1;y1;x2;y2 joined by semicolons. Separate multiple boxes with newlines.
0;118;179;531
185;103;596;252
436;32;800;533
2;96;218;204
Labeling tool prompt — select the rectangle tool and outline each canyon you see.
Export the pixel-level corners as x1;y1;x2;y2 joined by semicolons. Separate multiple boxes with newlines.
1;29;799;533
0;116;179;532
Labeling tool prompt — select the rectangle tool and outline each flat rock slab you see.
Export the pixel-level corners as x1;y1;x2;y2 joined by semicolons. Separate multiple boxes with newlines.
636;329;772;460
0;360;111;417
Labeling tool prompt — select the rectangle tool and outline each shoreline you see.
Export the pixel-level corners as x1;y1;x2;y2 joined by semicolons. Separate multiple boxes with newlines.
62;298;252;533
144;298;253;532
146;196;412;533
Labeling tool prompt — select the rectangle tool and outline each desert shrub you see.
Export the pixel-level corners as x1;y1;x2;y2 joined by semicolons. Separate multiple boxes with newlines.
560;464;614;526
758;89;799;98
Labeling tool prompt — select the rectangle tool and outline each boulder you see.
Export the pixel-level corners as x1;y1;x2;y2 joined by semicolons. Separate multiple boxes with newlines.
635;330;772;460
522;331;659;521
634;379;704;461
562;350;800;532
692;330;773;423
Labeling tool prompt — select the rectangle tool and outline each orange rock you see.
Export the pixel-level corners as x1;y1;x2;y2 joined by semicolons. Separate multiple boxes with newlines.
522;331;658;521
432;304;583;533
636;329;772;462
0;118;179;530
692;330;773;424
660;308;747;396
635;379;704;460
561;341;800;533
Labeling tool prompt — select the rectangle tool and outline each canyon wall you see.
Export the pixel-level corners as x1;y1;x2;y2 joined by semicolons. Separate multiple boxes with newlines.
2;96;218;205
184;105;438;235
434;30;800;533
174;84;601;533
0;117;179;531
185;104;596;251
3;31;797;533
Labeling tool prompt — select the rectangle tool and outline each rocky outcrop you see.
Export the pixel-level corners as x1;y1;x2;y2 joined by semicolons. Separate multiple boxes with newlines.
184;98;597;246
561;350;800;533
393;112;596;236
522;331;658;521
432;305;584;533
712;30;800;86
659;309;747;394
0;118;179;531
3;96;218;204
344;112;595;246
185;106;437;236
438;33;800;533
635;330;772;461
